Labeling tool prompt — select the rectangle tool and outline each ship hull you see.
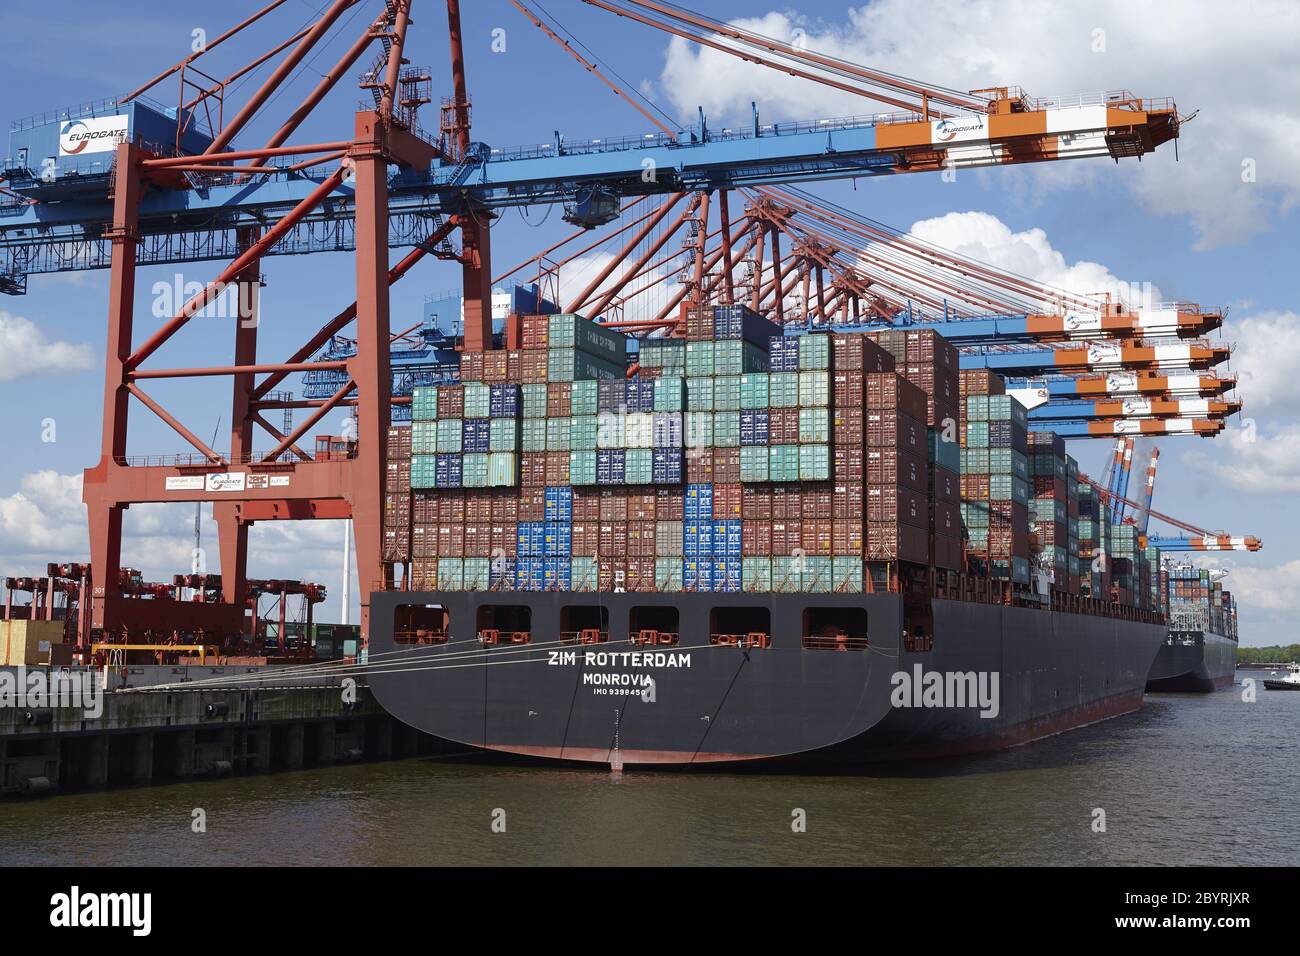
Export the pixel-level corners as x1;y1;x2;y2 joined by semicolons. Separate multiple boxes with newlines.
1145;628;1237;692
369;591;1167;768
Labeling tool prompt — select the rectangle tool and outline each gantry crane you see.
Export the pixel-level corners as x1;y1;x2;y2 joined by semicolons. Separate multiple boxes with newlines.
0;0;1197;647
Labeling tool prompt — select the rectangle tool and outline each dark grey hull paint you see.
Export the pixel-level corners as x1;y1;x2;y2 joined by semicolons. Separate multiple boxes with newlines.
368;591;1168;767
1145;629;1238;692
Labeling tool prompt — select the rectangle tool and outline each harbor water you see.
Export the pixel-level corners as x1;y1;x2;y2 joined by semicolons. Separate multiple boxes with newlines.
2;670;1295;867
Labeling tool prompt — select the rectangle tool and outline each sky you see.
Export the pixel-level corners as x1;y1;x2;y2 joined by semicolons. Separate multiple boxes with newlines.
0;0;1296;642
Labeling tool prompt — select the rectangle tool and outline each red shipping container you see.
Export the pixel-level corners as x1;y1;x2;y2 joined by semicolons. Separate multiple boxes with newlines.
598;560;625;592
742;484;772;519
464;523;491;558
626;558;655;592
629;492;656;521
507;350;522;382
436;491;465;524
833;370;864;408
518;489;546;522
461;352;484;382
832;407;864;445
520;453;548;487
521;351;548;383
436;523;465;558
411;558;438;591
655;487;684;521
437;384;464;417
599;523;627;557
490;523;517;557
833;332;895;372
521;315;550;351
833;483;863;518
547;382;571;418
831;519;863;555
803;488;832;518
769;408;800;444
743;519;773;555
599;488;629;522
628;520;657;557
801;519;832;556
572;522;599;557
382;527;409;562
961;474;990;500
714;447;741;484
411;525;435;558
770;486;790;520
833;445;865;484
686;451;714;484
713;483;742;519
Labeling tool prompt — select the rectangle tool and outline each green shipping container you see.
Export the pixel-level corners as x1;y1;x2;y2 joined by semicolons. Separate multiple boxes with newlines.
799;444;830;481
411;420;437;455
410;455;437;489
652;376;685;412
713;375;741;411
570;379;598;417
713;411;740;447
798;371;830;407
684;412;713;450
832;557;863;593
464;383;491;418
522;383;548;418
548;314;628;362
740;445;769;482
463;558;490;591
740;372;769;410
686;376;714;412
487;452;516;487
685;341;715;376
769;372;799;408
522;418;547;452
490;418;519;452
569;450;597;485
654;558;683;592
545;417;570;451
798;333;831;371
625;448;653;485
436;419;462;453
769;445;799;482
462;453;489;488
743;557;771;592
571;557;599;591
798;407;830;444
570;415;598;450
437;558;464;591
411;386;438;421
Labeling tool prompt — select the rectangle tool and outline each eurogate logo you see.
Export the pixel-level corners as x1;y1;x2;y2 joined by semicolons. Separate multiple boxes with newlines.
933;117;985;143
58;115;129;156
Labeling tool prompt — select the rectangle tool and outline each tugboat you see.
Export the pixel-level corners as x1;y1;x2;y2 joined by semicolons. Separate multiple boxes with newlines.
1263;662;1300;691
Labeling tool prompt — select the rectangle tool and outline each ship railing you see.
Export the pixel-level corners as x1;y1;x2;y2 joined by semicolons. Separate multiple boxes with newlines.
710;632;771;650
559;630;608;645
803;634;869;651
393;629;448;645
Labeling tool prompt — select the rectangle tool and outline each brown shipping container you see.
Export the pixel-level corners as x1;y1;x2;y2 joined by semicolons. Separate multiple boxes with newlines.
573;522;599;557
931;500;961;539
742;484;772;519
490;523;516;557
628;520;657;557
831;519;864;555
436;491;465;524
655;487;684;521
865;372;928;422
382;527;409;562
866;522;929;564
866;409;925;454
411;558;438;590
833;482;863;518
464;523;491;558
833;370;864;408
833;332;896;372
547;382;571;418
931;466;959;503
521;453;547;487
713;483;743;519
599;488;629;522
833;445;865;484
866;483;928;529
743;519;772;555
931;533;962;571
867;447;928;494
629;492;656;521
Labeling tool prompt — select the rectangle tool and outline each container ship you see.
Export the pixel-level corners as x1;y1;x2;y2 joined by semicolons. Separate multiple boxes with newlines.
1146;565;1238;692
368;309;1170;767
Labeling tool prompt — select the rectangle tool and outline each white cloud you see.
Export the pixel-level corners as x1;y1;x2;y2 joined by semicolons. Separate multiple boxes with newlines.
0;310;95;381
654;1;1300;247
1182;422;1300;495
1224;310;1300;417
905;210;1162;306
